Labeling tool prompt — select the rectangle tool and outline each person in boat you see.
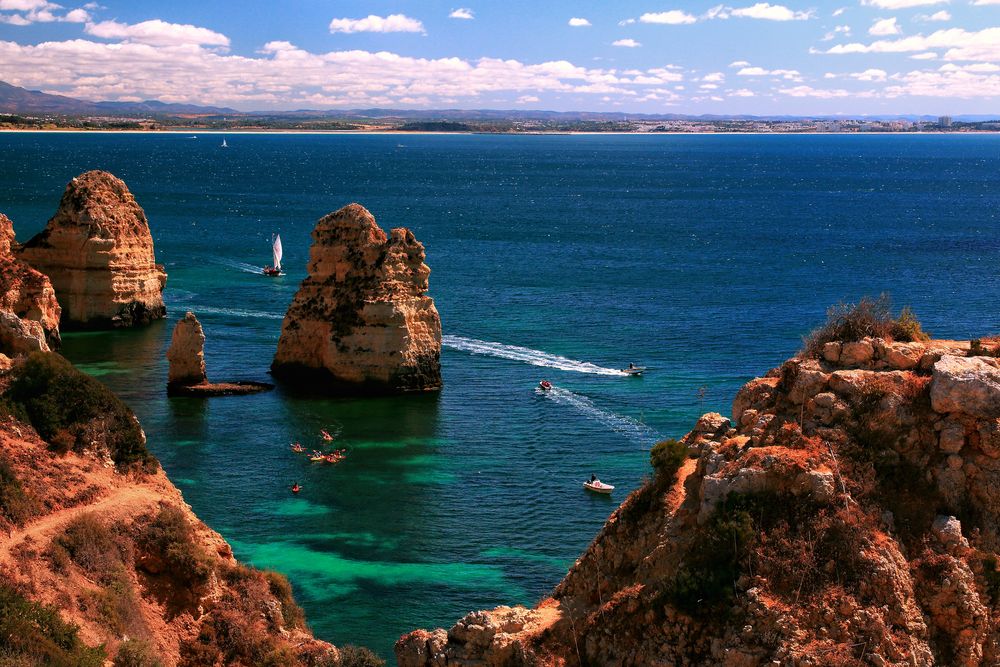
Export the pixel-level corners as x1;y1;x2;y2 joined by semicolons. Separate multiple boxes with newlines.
628;363;635;369
291;483;301;493
590;474;598;483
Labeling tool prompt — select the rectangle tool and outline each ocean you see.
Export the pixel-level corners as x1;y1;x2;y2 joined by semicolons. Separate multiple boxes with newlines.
2;132;998;661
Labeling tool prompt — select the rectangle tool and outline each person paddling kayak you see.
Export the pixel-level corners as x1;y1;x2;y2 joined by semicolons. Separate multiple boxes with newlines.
291;483;302;494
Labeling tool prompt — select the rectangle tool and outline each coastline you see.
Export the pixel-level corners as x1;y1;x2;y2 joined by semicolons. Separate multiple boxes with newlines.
1;128;997;136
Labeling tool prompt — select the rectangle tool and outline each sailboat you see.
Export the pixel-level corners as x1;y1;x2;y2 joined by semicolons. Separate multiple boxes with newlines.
221;138;228;148
263;234;283;276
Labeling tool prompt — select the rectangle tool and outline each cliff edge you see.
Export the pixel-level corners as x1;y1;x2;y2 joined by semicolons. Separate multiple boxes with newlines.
271;203;441;394
0;212;61;353
18;170;167;329
398;315;1000;666
0;352;337;665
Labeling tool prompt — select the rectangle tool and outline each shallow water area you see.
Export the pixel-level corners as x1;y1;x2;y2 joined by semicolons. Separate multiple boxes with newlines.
3;132;1000;661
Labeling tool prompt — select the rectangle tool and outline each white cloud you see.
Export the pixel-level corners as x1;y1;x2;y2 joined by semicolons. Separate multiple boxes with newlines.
64;8;89;22
869;17;901;36
852;68;888;80
0;13;30;24
729;3;813;21
730;88;755;96
0;0;91;25
85;19;230;48
516;95;539;103
972;0;1000;4
618;18;636;26
826;27;1000;61
639;10;697;25
612;38;641;47
917;10;951;21
884;67;1000;97
833;7;847;16
822;24;851;40
329;14;425;34
0;0;53;9
449;8;473;20
736;65;801;79
568;17;591;27
702;71;725;82
778;85;850;97
729;60;751;67
910;51;938;59
862;0;944;7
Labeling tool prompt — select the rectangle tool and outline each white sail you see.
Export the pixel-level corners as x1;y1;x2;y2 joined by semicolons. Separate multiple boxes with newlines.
272;234;283;271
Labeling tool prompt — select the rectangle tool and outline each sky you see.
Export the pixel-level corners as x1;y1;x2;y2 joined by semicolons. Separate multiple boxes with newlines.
2;1;1000;115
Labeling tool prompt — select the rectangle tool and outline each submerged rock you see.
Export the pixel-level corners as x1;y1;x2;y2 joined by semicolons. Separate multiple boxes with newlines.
166;311;272;397
18;170;167;329
0;213;60;353
271;203;442;394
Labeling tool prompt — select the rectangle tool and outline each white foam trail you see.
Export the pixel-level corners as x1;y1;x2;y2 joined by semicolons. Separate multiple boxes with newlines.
213;258;267;275
194;305;285;320
442;335;626;376
539;386;660;444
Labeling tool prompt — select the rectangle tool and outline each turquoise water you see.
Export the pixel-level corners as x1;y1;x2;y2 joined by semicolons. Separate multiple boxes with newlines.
2;133;1000;660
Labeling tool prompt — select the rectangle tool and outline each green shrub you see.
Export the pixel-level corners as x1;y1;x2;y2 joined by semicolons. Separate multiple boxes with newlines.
138;506;213;589
113;639;163;667
802;294;929;358
6;353;155;471
0;456;36;527
83;575;146;639
649;438;688;479
0;582;105;666
50;513;130;583
264;570;306;630
338;645;386;667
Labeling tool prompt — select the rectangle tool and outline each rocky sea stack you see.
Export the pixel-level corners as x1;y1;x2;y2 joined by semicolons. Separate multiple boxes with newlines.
167;311;272;396
271;203;442;394
0;212;61;356
398;332;1000;666
18;170;167;329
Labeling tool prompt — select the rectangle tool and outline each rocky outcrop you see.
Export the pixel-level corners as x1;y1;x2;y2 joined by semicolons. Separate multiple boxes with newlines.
271;203;442;394
0;352;337;665
167;311;273;397
398;334;1000;666
0;213;61;353
167;311;207;387
18;171;167;329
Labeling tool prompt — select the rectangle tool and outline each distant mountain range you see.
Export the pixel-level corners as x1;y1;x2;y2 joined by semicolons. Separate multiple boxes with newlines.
0;80;995;123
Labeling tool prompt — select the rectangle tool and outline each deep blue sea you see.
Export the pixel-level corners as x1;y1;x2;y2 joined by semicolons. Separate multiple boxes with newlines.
1;132;999;661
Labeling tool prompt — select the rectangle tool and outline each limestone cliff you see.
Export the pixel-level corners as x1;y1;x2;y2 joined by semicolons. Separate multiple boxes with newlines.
271;203;442;394
0;213;61;353
0;352;337;665
18;170;167;329
398;334;1000;666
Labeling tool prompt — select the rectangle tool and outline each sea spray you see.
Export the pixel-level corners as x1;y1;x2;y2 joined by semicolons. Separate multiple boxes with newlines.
443;335;626;376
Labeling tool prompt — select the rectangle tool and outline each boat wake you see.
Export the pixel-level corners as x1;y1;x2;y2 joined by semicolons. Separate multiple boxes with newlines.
213;258;265;275
442;335;626;376
195;305;285;321
538;386;660;444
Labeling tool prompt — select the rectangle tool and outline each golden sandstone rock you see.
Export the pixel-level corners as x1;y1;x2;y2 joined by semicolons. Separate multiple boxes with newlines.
19;171;166;329
272;203;442;394
0;212;61;353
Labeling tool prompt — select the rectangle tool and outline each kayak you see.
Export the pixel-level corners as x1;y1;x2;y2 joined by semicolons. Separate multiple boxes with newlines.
583;480;615;494
308;454;325;462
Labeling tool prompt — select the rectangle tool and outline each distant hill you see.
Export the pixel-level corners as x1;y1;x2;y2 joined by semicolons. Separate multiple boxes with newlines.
0;81;237;116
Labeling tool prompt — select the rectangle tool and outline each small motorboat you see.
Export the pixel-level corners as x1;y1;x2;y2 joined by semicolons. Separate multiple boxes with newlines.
583;479;615;494
538;380;553;391
621;365;646;377
291;483;302;494
290;443;305;453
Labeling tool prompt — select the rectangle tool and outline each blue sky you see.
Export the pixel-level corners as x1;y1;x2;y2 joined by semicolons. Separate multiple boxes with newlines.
2;1;1000;114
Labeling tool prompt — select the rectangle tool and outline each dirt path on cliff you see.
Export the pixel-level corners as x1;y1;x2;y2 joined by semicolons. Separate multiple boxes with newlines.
0;486;160;565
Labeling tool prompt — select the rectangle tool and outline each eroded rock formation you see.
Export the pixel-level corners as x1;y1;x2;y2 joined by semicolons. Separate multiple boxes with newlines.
398;335;1000;667
271;203;442;394
167;311;207;387
0;213;61;354
18;170;167;329
166;311;273;396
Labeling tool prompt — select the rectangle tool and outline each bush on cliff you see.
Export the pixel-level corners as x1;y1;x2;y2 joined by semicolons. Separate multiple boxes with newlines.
338;645;386;667
50;512;132;584
0;455;37;528
802;294;929;358
138;506;213;590
0;581;105;666
113;639;163;667
6;352;155;471
650;438;688;479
